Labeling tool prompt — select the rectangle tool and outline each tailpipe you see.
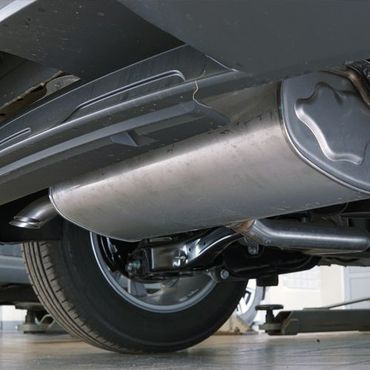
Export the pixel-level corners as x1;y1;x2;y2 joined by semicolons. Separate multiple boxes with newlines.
10;196;57;229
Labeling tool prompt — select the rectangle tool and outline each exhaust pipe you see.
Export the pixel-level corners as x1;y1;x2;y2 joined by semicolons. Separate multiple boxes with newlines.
234;219;370;254
10;196;57;229
11;195;370;255
12;71;370;243
11;195;369;254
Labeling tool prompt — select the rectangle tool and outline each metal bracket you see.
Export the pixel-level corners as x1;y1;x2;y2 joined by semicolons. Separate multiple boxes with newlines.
127;227;242;278
149;228;241;271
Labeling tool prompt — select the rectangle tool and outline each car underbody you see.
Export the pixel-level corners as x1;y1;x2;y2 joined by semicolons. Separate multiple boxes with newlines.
2;0;370;353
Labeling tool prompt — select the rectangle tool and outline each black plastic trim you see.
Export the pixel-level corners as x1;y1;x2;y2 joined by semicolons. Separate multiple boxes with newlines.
0;46;250;205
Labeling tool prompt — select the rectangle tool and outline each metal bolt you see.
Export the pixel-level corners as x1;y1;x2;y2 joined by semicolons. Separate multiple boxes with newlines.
127;260;141;273
247;244;259;256
220;269;230;280
172;253;187;268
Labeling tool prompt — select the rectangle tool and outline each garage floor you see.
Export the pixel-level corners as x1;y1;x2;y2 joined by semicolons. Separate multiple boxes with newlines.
1;331;370;369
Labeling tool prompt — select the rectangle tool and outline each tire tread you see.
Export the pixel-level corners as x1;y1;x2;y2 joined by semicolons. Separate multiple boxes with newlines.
22;241;121;352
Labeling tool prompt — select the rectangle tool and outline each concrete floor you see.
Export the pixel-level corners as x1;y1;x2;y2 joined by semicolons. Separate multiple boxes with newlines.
1;331;370;369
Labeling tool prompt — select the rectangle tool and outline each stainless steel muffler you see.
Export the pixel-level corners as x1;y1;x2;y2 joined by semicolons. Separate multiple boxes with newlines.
47;70;370;241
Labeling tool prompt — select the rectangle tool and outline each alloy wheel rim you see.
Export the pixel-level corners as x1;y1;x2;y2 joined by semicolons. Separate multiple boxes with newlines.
90;233;217;313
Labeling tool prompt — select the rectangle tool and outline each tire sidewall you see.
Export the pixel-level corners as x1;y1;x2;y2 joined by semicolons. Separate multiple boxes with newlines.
56;222;246;351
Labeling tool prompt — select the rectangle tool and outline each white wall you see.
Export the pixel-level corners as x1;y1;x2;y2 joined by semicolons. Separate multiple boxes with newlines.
344;266;370;308
264;265;345;310
0;306;26;330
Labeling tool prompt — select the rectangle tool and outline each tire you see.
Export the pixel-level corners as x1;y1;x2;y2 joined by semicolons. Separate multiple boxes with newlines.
22;221;247;353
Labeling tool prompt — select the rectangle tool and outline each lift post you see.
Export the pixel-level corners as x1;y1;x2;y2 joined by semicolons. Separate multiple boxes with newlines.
257;298;370;335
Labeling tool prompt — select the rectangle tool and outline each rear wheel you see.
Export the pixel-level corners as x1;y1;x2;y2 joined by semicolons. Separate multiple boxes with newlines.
22;221;247;353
